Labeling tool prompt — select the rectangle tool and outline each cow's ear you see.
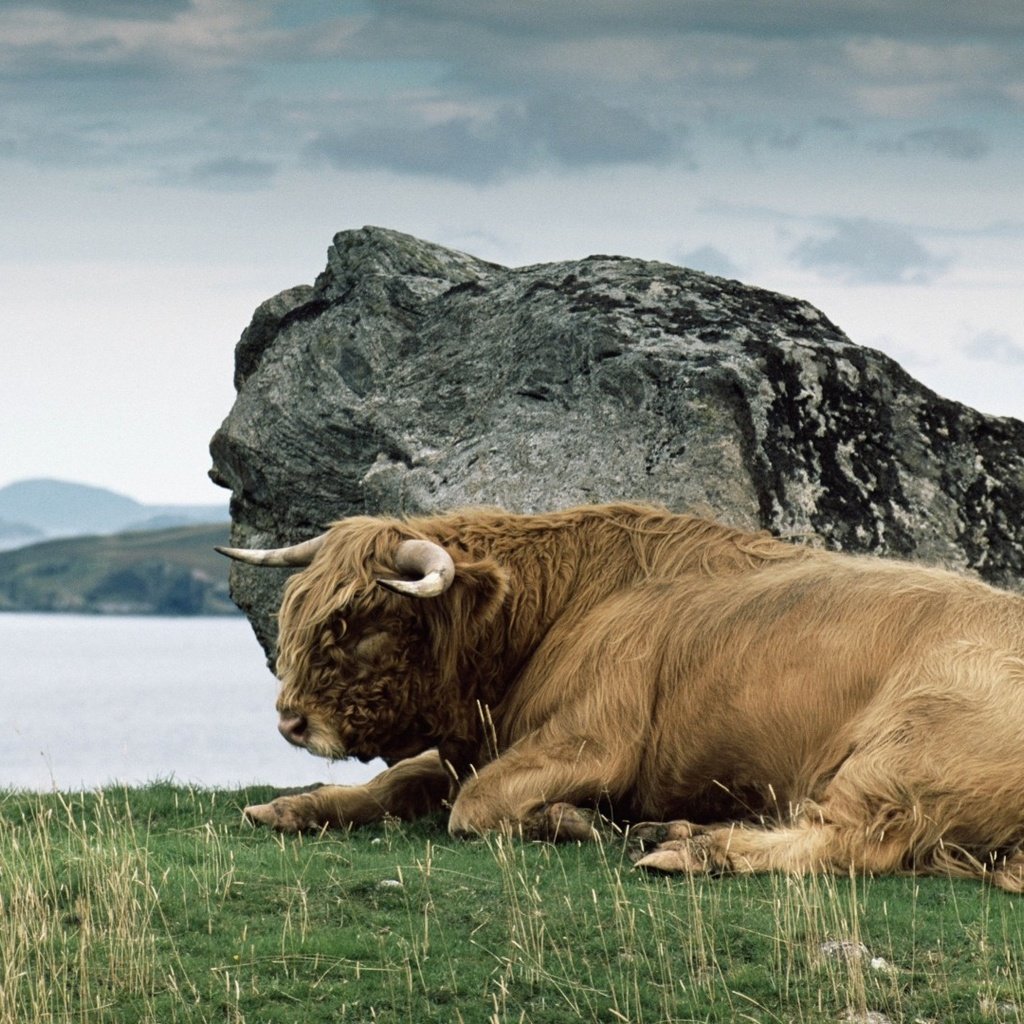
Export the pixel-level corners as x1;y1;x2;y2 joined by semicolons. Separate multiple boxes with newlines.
423;556;510;683
446;556;510;627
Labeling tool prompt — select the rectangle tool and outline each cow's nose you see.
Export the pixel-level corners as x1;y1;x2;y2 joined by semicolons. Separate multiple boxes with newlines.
278;712;309;747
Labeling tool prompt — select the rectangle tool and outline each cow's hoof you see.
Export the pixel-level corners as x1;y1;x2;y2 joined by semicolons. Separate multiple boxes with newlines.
244;798;319;833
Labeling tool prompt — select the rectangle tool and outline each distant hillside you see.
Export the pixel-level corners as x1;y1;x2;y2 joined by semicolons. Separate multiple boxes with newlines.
0;525;240;616
0;479;228;548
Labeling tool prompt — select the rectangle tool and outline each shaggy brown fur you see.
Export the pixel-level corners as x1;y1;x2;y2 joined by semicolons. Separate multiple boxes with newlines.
243;503;1024;891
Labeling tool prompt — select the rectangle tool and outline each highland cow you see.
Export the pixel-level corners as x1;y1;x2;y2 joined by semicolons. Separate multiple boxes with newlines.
221;503;1024;891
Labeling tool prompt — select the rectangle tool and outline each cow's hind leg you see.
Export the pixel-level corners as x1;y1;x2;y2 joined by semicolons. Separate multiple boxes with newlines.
642;647;1024;887
633;813;907;878
669;831;1024;893
635;801;1024;886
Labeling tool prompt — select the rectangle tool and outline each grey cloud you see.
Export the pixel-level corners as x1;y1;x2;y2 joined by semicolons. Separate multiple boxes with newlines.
0;0;189;17
308;94;676;184
0;123;118;166
871;218;1024;241
728;117;858;158
962;330;1024;366
179;156;277;188
971;220;1024;238
678;245;741;279
342;3;1024;145
310;116;513;184
815;117;855;132
2;0;1019;190
791;218;951;284
2;49;179;88
361;1;1024;41
873;127;991;161
527;93;675;166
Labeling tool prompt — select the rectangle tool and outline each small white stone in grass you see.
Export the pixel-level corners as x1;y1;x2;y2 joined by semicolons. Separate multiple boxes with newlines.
378;878;403;889
870;955;897;975
839;1011;894;1024
820;939;870;962
819;941;897;975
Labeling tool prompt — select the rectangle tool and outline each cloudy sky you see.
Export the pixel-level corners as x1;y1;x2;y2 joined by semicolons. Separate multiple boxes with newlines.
2;0;1022;504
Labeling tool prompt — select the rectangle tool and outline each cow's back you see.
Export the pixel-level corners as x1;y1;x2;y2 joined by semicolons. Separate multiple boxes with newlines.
496;549;1024;821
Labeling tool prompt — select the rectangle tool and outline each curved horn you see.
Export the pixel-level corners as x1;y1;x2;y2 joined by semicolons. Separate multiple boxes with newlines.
378;539;455;598
215;532;328;568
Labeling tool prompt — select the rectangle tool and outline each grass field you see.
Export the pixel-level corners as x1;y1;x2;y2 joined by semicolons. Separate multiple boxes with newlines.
2;784;1023;1023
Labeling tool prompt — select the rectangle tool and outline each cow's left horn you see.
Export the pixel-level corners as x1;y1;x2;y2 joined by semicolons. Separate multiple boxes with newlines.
378;539;455;598
215;533;328;567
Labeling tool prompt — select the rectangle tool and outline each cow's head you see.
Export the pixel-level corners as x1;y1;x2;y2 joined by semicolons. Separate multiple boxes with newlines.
219;519;509;764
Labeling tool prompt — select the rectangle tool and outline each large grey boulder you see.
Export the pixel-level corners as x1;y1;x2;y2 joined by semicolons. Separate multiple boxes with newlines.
209;226;1024;656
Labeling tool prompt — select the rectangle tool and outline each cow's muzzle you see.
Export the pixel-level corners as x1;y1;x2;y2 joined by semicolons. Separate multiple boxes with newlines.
278;712;309;747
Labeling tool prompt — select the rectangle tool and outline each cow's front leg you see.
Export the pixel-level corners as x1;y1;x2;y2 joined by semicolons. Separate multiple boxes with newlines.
244;749;452;833
450;792;611;842
447;736;631;841
521;802;610;842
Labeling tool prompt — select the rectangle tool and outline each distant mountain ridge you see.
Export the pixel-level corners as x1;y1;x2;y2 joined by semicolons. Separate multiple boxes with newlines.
0;478;228;551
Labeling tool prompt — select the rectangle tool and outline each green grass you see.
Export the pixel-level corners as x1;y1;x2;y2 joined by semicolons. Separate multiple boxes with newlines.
2;785;1024;1023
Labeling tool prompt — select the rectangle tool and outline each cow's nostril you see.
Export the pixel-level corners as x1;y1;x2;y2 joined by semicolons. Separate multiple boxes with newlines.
278;713;309;746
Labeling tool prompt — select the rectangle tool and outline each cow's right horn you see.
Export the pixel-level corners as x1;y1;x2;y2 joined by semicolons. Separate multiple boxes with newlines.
378;539;455;598
216;532;328;567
